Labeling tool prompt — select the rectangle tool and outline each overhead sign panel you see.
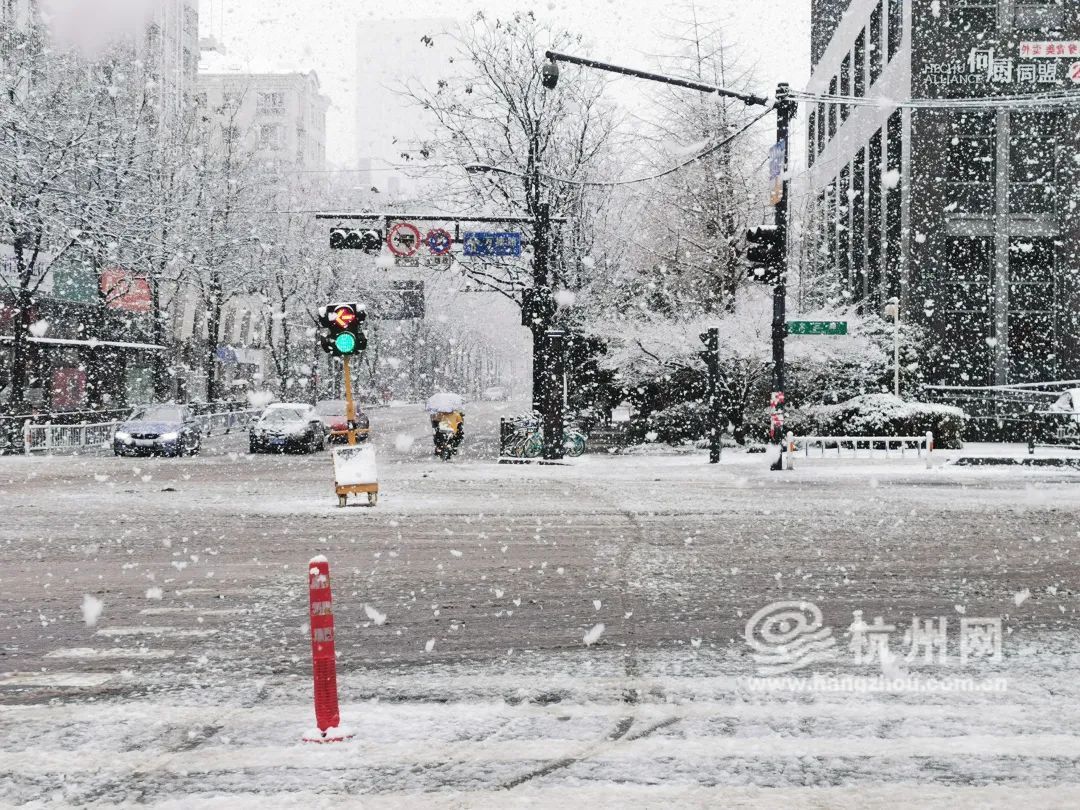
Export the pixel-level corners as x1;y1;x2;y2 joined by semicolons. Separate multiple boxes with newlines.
462;231;522;257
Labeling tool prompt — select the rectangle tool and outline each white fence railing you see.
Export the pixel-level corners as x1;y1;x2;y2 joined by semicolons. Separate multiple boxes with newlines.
785;431;935;470
23;409;260;455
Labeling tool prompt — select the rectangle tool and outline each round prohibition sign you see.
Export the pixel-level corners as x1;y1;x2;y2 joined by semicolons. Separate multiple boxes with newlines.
386;222;422;257
425;228;453;256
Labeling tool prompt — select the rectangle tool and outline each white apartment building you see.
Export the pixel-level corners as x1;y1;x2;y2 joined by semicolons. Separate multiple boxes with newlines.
197;62;329;172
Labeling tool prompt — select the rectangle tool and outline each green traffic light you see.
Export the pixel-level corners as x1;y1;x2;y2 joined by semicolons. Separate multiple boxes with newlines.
334;333;357;354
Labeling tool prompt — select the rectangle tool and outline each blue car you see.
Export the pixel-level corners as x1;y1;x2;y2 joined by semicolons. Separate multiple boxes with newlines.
113;404;202;457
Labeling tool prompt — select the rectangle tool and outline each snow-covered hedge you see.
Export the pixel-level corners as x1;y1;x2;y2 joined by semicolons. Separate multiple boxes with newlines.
786;394;967;448
638;401;710;445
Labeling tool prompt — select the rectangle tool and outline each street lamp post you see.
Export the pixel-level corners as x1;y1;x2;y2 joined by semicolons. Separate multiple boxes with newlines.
884;297;900;397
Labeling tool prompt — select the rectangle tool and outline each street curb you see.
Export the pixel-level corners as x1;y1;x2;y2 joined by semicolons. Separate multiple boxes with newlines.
954;457;1080;469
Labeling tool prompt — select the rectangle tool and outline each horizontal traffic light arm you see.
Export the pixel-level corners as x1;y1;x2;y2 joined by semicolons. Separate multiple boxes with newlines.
315;212;569;224
544;50;770;108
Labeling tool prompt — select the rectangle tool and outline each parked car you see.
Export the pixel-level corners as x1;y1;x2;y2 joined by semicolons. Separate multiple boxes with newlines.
315;399;370;443
249;403;327;454
113;404;202;457
482;386;508;401
1049;389;1080;423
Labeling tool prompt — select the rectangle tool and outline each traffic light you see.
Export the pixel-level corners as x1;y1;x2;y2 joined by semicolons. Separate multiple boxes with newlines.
541;60;560;89
319;302;367;356
745;225;784;284
329;228;382;252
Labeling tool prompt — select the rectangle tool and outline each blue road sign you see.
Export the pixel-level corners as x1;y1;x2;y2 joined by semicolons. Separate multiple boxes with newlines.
462;231;522;257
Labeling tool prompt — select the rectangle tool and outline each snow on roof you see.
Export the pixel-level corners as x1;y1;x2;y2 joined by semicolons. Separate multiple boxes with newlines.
198;46;320;84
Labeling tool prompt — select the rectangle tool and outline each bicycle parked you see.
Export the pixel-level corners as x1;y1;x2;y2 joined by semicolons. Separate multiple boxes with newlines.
503;413;586;458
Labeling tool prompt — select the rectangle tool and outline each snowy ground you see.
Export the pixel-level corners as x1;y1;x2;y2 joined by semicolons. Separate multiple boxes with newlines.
3;403;1080;806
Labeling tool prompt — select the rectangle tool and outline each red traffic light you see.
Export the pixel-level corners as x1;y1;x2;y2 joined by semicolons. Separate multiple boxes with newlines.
332;306;356;329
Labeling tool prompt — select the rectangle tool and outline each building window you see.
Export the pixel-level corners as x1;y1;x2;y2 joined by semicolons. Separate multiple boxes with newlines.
840;53;852;123
948;134;995;184
869;2;883;85
854;30;867;98
945;111;996;214
884;110;902;299
1009;111;1057;215
259;124;285;150
951;0;997;31
839;164;852;286
257;91;286;114
221;311;234;344
944;238;993;314
867;129;884;303
826;182;838;275
1008;238;1057;382
940;237;994;385
184;6;198;36
887;0;903;60
852;147;867;303
817;101;826;155
1015;1;1065;30
238;312;252;347
828;76;838;139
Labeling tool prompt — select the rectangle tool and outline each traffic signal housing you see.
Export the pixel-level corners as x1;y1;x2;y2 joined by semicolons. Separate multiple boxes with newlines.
329;227;382;252
745;225;784;284
541;60;560;89
319;302;367;356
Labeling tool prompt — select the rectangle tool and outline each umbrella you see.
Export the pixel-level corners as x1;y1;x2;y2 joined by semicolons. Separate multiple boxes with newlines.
426;392;464;414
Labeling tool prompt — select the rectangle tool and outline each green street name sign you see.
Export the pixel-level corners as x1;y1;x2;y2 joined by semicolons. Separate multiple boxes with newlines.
787;320;848;336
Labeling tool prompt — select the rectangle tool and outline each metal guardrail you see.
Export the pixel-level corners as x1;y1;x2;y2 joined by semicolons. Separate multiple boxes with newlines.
785;432;935;470
200;409;260;436
22;420;123;454
22;408;261;455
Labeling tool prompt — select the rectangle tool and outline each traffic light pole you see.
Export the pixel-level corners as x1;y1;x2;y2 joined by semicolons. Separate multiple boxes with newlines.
703;328;721;464
342;356;358;447
542;52;793;470
542;328;566;460
532;201;551;416
769;83;795;472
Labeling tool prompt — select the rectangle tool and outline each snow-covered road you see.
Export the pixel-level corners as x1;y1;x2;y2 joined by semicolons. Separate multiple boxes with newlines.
3;404;1080;805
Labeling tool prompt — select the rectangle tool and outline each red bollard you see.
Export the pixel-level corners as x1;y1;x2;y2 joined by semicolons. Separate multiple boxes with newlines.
302;555;353;743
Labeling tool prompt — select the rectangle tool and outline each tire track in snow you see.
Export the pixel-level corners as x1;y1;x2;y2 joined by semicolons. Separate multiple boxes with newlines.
500;499;680;790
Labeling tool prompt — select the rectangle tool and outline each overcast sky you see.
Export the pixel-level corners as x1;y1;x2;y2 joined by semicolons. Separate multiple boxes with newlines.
198;0;812;169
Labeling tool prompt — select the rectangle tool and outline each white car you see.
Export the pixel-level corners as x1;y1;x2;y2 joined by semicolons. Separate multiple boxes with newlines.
482;386;507;401
249;403;327;453
1049;388;1080;423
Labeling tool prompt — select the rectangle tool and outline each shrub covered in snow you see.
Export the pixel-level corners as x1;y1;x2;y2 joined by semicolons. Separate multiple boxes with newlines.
637;401;710;445
786;394;967;448
589;289;929;445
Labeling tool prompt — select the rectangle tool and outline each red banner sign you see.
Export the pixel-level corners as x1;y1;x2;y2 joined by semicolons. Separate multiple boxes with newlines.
100;268;152;313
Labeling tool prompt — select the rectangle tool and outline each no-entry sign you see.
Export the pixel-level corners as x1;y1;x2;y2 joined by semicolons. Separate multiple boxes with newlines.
387;222;421;257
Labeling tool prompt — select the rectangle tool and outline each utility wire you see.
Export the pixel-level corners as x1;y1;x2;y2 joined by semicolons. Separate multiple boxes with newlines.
477;109;772;189
792;88;1080;110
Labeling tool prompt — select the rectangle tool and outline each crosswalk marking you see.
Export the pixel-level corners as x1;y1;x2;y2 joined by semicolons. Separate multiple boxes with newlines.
44;647;176;660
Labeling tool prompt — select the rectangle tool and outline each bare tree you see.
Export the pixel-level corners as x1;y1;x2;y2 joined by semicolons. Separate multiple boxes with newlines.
402;11;620;302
